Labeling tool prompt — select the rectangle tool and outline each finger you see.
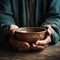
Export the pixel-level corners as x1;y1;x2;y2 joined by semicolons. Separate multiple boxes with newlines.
43;25;51;35
36;36;51;45
32;43;48;50
36;40;47;45
17;42;30;47
33;43;45;49
45;35;51;44
17;42;30;51
43;25;55;35
9;37;31;51
36;44;48;49
9;24;19;35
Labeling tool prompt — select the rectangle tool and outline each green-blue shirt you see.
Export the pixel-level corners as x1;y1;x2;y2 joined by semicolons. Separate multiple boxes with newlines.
0;0;60;44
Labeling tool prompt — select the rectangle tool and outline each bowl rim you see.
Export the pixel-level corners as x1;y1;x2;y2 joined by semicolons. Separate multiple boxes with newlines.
15;27;47;34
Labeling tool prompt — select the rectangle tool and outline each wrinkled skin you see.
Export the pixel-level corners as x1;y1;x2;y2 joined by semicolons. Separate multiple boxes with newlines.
9;37;30;51
9;24;53;51
31;25;53;51
9;24;31;51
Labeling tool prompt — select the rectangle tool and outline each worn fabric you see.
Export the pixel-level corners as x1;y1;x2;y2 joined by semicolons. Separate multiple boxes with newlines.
0;0;60;44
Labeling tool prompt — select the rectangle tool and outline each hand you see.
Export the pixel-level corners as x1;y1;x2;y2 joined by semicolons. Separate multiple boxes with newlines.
9;24;19;35
9;24;31;51
44;25;54;35
9;37;31;51
31;35;51;51
31;25;53;51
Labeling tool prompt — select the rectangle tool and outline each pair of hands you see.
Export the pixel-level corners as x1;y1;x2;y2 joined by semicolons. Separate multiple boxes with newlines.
9;24;53;51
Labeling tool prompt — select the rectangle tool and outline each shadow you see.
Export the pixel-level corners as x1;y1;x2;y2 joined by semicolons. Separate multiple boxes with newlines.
0;44;43;57
0;42;60;58
0;43;60;60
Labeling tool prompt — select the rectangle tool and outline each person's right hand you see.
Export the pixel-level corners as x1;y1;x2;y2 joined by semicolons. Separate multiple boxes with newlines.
9;24;31;51
9;37;30;51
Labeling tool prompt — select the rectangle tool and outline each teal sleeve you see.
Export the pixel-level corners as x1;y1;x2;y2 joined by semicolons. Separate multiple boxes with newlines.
42;18;60;44
42;0;60;44
0;0;15;44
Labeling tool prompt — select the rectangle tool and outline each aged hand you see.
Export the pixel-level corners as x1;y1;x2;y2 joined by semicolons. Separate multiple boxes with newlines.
9;24;31;51
31;35;51;51
9;37;31;51
31;25;53;51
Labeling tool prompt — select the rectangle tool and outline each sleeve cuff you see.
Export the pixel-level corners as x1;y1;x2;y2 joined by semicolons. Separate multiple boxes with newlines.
41;22;60;44
51;30;59;44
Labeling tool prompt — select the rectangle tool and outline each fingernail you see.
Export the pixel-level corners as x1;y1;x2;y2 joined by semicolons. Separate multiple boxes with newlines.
36;42;38;45
33;44;36;47
36;41;39;44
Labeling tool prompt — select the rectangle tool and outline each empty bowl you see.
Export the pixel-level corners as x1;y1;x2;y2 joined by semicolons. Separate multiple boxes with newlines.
14;27;48;43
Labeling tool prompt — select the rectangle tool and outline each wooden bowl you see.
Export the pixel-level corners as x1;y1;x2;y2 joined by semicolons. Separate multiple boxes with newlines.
14;27;47;43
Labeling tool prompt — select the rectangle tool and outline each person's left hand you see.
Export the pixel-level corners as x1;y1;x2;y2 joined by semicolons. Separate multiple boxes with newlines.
31;25;53;51
31;35;51;51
